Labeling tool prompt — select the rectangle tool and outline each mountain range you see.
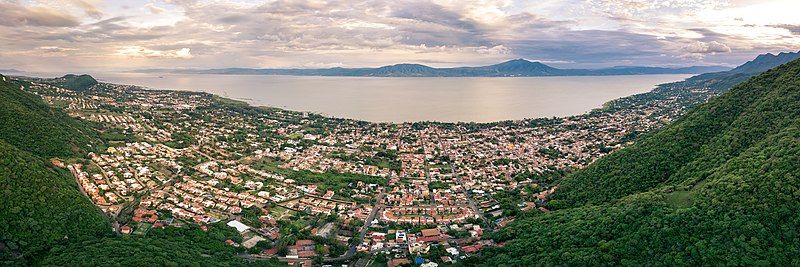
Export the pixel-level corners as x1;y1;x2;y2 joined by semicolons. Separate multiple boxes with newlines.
135;59;730;77
681;51;800;91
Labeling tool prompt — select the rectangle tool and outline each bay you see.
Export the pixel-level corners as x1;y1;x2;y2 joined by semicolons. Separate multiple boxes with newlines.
97;73;691;123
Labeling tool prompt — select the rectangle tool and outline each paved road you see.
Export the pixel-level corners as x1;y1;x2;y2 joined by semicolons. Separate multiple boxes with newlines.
324;191;385;264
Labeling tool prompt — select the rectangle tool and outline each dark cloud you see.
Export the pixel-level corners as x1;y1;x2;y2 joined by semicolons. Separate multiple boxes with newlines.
0;2;80;27
507;30;667;65
1;0;798;71
71;0;104;19
771;24;800;35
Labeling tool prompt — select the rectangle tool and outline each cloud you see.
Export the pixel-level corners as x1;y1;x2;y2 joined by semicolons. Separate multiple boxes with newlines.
0;0;798;72
38;46;78;53
585;0;731;19
175;48;193;58
771;24;800;35
144;3;167;14
685;41;732;54
0;3;80;27
116;46;193;59
70;0;104;19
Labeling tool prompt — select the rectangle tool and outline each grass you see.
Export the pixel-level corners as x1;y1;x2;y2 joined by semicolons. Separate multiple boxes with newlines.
133;222;152;235
268;206;295;220
662;190;693;209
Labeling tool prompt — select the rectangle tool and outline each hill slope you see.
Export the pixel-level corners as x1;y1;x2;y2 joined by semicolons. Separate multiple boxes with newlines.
0;76;101;158
0;76;112;264
470;59;800;265
0;140;112;264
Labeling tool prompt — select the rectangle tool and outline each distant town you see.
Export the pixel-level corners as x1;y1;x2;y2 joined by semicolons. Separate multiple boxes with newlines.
23;75;717;267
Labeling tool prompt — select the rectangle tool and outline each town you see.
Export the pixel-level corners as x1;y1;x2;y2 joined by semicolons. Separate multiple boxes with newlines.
25;77;715;267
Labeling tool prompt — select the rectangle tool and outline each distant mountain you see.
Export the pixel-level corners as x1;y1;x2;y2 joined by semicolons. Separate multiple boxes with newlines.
18;74;99;91
52;74;98;91
0;69;21;73
729;51;800;74
136;59;730;77
476;59;563;76
681;50;800;91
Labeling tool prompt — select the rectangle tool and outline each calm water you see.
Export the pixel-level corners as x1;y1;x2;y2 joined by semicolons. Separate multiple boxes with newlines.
96;73;691;123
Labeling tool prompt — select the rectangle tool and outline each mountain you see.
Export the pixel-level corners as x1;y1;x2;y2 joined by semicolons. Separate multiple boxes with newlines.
730;51;800;74
49;74;98;91
136;59;730;77
0;75;102;158
469;58;800;265
475;59;563;76
677;50;800;92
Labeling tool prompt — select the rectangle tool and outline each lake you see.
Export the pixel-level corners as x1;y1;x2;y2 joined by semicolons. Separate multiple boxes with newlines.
96;73;691;123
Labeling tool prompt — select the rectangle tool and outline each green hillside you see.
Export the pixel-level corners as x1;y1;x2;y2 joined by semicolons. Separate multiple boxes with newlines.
0;77;101;158
0;75;112;264
40;224;282;267
48;74;98;92
0;139;112;264
469;59;800;265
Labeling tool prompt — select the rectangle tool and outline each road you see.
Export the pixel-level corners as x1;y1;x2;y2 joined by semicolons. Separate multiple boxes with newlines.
432;129;491;228
68;163;122;233
323;191;385;264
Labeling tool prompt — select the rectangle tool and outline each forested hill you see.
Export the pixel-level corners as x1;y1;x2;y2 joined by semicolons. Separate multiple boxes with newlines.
0;76;102;158
469;59;800;265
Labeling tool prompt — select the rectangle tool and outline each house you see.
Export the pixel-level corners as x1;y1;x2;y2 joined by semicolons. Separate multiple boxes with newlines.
226;220;250;233
388;258;411;267
462;244;483;253
421;228;440;238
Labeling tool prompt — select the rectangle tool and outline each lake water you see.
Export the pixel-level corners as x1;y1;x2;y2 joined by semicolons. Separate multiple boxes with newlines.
96;73;691;123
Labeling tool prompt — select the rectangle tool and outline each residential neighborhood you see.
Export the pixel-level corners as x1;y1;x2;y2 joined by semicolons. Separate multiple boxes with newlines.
23;76;716;266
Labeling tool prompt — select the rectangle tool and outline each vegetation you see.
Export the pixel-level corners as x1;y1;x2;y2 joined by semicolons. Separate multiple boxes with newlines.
40;224;283;266
0;77;110;265
0;140;112;265
0;78;101;158
467;58;800;265
47;74;99;92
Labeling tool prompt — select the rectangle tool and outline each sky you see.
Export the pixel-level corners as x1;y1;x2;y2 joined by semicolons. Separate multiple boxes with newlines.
1;0;799;72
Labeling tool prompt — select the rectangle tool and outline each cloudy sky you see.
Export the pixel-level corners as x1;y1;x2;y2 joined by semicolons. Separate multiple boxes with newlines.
1;0;799;72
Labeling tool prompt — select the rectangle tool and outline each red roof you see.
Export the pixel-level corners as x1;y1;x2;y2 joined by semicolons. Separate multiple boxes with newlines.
296;239;316;246
297;250;317;258
462;244;483;253
421;228;441;237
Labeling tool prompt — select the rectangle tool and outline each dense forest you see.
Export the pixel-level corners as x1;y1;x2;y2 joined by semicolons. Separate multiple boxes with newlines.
0;75;282;266
0;140;112;265
0;77;102;158
40;224;282;266
466;58;800;265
